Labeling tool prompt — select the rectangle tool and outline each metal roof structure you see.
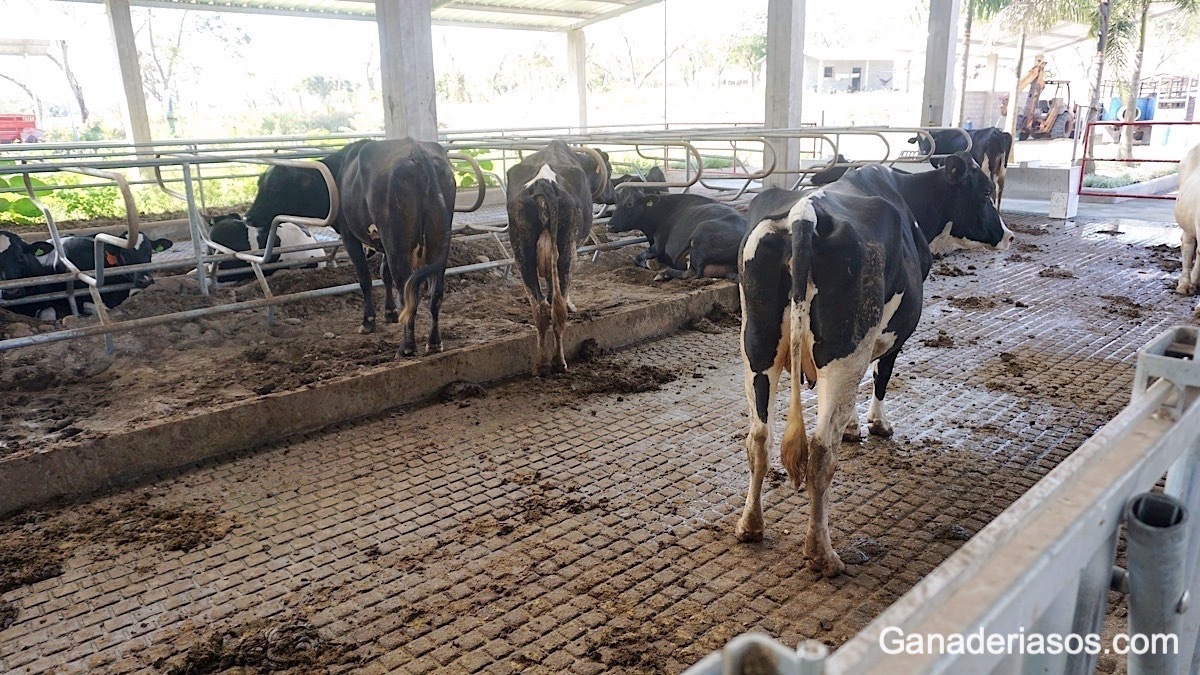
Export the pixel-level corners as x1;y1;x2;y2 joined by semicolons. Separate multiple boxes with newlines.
60;0;663;32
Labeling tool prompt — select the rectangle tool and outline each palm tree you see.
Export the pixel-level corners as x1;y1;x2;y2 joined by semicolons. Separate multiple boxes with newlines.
1115;0;1197;159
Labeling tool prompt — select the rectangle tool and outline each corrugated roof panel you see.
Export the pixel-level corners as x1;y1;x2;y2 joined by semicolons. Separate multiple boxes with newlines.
57;0;660;31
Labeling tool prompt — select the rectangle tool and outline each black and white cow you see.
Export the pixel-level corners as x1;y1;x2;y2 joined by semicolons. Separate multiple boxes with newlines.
245;139;456;356
506;140;606;376
37;231;174;319
205;212;325;283
908;127;1014;208
809;154;852;186
607;191;746;280
0;230;54;317
610;165;667;192
736;152;1011;577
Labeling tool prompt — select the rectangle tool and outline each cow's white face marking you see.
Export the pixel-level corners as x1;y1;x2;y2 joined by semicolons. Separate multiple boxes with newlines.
526;163;558;188
0;235;10;255
134;232;146;248
927;221;1013;254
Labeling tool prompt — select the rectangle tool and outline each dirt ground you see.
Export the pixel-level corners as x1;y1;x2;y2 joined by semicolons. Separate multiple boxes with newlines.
0;239;715;458
0;212;1195;674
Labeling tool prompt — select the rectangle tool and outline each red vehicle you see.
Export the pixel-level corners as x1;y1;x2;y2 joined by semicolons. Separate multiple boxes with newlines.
0;114;40;143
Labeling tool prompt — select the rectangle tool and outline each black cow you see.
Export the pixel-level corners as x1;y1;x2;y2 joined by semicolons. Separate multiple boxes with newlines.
809;154;852;186
506;140;604;376
0;230;54;317
908;127;1014;208
610;165;667;192
35;232;173;319
205;212;325;283
245;139;455;356
735;152;1011;577
607;191;746;280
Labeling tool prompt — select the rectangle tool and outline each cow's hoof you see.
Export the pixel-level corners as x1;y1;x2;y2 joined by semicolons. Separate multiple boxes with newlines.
550;361;567;375
1178;282;1194;296
808;553;846;578
735;525;764;543
384;310;400;324
842;426;862;442
357;321;376;335
427;342;443;354
868;421;894;437
653;271;670;282
401;346;417;357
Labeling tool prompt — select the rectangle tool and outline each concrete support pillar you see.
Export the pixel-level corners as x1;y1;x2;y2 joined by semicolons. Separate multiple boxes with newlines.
376;0;438;141
764;0;805;188
984;53;1000;126
104;0;153;145
920;0;960;126
567;29;587;132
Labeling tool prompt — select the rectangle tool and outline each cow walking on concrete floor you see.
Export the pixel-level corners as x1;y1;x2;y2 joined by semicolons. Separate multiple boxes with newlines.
736;152;1011;576
246;138;456;356
506;141;607;376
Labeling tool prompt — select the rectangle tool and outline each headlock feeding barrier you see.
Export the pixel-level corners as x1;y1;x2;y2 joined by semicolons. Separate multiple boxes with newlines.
0;123;953;354
685;326;1200;675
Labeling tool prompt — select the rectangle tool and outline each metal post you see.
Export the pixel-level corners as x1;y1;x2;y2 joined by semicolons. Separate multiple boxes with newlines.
1126;492;1188;675
181;162;209;296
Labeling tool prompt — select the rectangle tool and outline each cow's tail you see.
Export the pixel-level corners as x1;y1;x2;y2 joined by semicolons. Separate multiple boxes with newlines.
780;203;817;488
398;152;451;327
1006;132;1015;167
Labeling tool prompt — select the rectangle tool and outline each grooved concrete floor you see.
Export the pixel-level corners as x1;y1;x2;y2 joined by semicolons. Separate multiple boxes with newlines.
0;213;1193;674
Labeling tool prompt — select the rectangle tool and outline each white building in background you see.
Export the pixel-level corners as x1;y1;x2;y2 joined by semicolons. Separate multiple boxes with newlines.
803;48;922;94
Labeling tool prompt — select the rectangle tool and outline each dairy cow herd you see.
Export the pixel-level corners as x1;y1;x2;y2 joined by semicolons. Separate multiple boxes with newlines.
1;131;1020;572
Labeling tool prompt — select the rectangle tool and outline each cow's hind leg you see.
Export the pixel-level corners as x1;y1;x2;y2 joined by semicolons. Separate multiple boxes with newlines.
1179;229;1197;295
868;352;899;436
345;239;377;334
389;256;417;356
380;257;399;324
426;270;445;353
805;354;869;578
738;357;784;543
549;231;572;373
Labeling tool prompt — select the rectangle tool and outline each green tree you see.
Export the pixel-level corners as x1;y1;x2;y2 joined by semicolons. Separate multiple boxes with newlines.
1114;0;1197;158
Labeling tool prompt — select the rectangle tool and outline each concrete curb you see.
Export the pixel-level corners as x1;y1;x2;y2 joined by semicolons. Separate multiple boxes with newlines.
0;282;739;515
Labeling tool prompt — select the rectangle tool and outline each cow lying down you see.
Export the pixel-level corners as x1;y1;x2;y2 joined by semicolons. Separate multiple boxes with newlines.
203;212;326;283
1;230;173;321
607;189;747;281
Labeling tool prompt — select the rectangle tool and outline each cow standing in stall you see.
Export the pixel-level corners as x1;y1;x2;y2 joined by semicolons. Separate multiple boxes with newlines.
506;141;608;376
736;152;1012;576
245;139;456;356
909;127;1014;209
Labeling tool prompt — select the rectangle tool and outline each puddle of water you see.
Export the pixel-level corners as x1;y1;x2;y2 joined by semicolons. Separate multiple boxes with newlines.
1080;220;1180;247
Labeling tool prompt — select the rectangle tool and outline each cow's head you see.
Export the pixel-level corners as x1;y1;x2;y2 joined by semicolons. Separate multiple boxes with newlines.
245;165;331;229
928;152;1014;254
908;134;934;157
576;149;616;205
104;232;174;288
607;187;661;235
0;230;53;300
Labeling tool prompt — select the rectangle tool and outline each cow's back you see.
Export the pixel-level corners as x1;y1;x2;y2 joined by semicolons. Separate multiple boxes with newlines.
507;141;593;239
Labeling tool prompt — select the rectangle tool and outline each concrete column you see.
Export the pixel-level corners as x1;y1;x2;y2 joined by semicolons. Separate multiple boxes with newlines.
376;0;438;141
764;0;805;188
567;29;587;131
984;53;1000;126
104;0;153;145
920;0;960;126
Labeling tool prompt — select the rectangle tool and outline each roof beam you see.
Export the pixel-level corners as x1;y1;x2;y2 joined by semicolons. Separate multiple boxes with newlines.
439;3;591;20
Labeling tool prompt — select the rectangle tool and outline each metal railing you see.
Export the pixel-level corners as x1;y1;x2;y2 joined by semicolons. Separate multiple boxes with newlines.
1077;119;1200;201
686;325;1200;675
0;124;965;354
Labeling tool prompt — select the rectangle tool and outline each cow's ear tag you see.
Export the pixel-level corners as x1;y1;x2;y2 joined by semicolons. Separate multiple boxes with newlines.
645;198;656;207
104;251;118;266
